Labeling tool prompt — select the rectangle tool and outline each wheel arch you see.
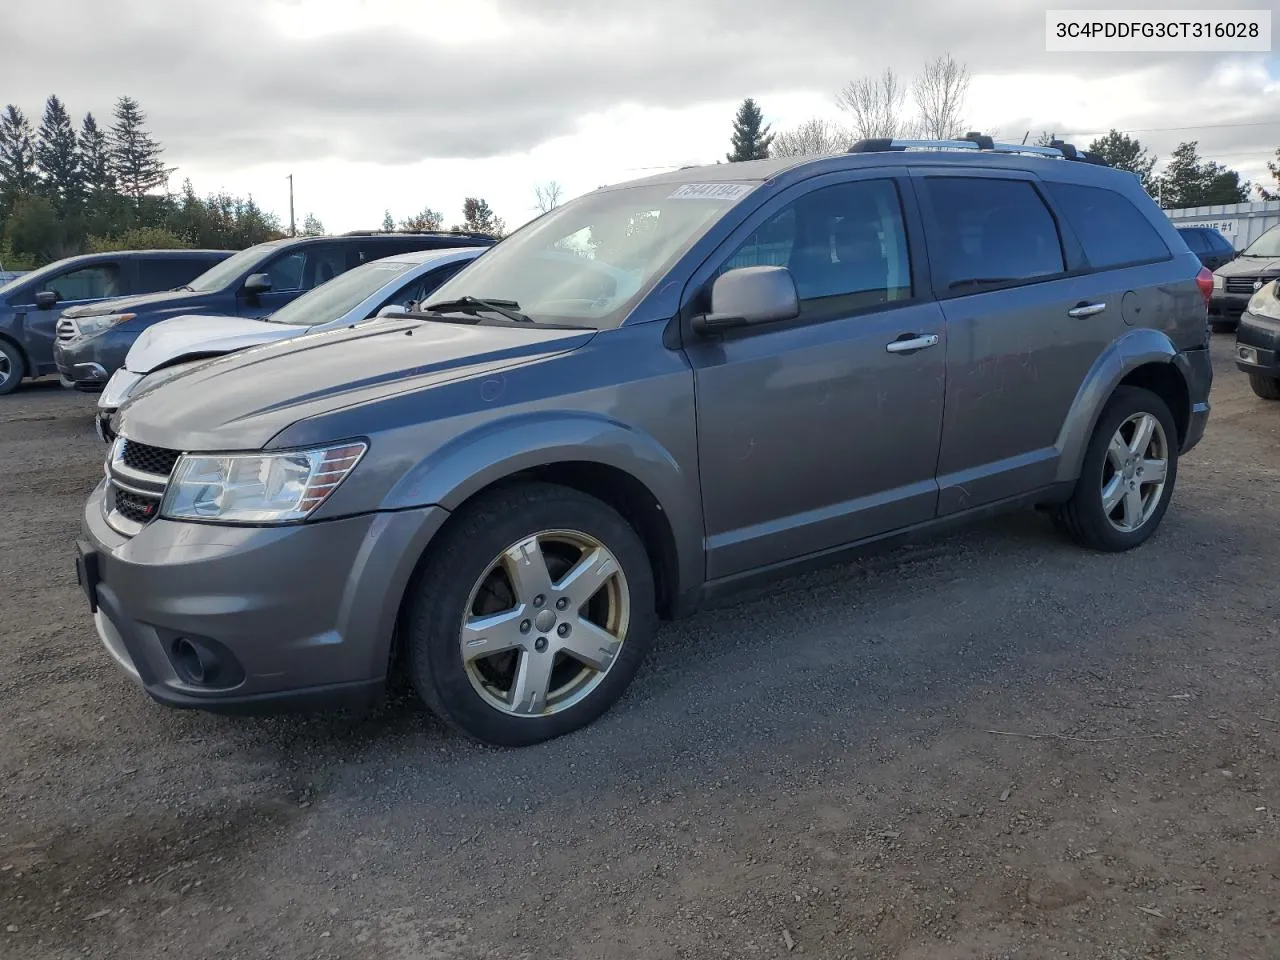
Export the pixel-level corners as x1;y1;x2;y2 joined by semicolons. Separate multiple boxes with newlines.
0;331;31;379
1054;329;1190;484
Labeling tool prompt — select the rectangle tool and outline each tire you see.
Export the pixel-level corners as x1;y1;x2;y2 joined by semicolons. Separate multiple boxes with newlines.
0;339;25;396
1248;373;1280;401
1210;318;1237;334
403;482;657;747
1053;386;1179;552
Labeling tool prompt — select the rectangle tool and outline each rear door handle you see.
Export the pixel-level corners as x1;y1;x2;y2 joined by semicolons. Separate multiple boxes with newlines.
885;334;939;354
1068;302;1107;318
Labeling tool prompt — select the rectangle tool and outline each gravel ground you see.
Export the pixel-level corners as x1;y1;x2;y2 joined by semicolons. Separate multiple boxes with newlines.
3;333;1279;960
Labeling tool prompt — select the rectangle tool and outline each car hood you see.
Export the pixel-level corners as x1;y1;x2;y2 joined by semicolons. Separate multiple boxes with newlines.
113;318;597;451
1216;256;1280;278
61;287;212;318
125;314;307;373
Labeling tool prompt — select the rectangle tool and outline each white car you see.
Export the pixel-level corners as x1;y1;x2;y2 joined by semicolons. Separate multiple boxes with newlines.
96;246;484;440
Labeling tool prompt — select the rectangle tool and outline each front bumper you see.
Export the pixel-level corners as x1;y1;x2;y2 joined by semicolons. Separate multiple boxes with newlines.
1234;310;1280;377
79;479;452;713
1209;290;1252;320
53;330;132;391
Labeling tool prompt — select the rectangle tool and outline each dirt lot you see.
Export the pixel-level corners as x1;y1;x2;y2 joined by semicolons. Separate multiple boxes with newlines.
2;333;1279;960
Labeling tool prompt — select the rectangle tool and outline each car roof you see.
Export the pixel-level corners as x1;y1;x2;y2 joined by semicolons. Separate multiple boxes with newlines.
378;246;487;266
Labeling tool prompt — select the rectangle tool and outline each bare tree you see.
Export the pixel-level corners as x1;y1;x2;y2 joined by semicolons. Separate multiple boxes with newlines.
534;180;564;213
913;53;970;140
771;117;851;157
836;68;913;140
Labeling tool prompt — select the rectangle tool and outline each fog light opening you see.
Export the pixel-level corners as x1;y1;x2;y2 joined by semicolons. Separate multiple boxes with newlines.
172;637;213;685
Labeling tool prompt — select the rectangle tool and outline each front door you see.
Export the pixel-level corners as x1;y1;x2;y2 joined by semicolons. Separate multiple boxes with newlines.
237;241;352;317
16;260;124;372
683;172;947;581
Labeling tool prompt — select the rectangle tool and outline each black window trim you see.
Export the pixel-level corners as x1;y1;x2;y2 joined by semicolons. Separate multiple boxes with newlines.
677;168;931;341
911;168;1086;301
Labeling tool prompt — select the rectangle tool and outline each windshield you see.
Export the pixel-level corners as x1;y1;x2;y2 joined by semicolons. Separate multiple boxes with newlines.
1242;226;1280;259
422;180;758;328
182;239;289;292
265;257;418;326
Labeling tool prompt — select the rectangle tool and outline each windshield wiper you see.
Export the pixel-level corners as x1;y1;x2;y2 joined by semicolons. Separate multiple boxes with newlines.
421;296;534;324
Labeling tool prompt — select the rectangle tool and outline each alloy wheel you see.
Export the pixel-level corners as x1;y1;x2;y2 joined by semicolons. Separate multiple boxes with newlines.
1101;412;1169;533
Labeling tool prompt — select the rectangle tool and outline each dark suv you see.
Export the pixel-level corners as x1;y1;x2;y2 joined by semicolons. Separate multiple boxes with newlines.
53;231;497;390
0;249;232;396
76;135;1212;747
1176;226;1236;272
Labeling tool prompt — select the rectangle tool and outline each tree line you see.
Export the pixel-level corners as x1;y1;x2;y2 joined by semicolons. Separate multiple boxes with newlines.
0;93;512;270
724;54;1280;210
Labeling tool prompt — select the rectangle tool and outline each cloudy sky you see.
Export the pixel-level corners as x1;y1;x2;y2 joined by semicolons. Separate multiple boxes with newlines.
6;0;1279;233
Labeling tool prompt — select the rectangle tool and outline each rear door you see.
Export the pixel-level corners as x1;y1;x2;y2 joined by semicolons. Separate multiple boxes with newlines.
914;170;1132;514
685;170;948;580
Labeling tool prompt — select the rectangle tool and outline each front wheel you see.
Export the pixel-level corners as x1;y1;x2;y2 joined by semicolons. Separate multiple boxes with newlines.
1053;386;1179;552
403;483;657;746
1248;373;1280;401
0;339;25;396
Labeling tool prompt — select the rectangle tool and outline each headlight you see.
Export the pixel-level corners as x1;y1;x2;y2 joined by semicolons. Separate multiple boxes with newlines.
1247;280;1280;322
1212;274;1224;291
161;441;367;524
76;313;136;336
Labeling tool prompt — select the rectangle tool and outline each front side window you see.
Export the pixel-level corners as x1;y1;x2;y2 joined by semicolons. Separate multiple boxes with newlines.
185;240;290;292
715;178;912;316
48;264;121;301
422;180;757;328
924;177;1066;291
1046;181;1170;269
264;244;349;293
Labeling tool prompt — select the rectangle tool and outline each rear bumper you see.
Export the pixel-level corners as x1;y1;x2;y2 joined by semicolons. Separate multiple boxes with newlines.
1176;346;1212;455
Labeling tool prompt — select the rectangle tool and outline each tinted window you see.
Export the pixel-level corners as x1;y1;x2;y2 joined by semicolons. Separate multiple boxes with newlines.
262;243;349;293
136;258;217;291
924;178;1065;290
1046;182;1170;269
1178;229;1208;253
718;178;912;314
1207;230;1234;253
47;263;122;301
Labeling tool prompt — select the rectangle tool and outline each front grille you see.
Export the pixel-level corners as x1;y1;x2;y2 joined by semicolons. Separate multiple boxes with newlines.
121;440;181;477
114;488;161;524
1225;277;1259;295
56;318;77;341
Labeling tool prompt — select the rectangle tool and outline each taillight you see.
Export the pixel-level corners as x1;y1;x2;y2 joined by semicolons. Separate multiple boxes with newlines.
1195;266;1214;307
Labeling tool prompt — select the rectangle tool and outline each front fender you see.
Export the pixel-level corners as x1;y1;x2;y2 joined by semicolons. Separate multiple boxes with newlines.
381;411;704;594
1053;327;1181;484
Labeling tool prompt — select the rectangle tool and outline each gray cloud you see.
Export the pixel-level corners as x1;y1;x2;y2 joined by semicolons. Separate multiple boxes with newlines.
2;0;1277;180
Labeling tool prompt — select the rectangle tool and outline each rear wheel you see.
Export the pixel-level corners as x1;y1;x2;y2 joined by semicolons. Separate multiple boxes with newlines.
1053;386;1178;552
403;483;657;746
0;339;25;396
1248;373;1280;401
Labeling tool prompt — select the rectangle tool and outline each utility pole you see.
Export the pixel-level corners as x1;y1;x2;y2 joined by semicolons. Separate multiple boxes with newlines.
287;174;296;237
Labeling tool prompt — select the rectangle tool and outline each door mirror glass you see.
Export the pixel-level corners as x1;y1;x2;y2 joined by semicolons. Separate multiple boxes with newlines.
34;290;58;309
691;265;799;335
243;273;273;295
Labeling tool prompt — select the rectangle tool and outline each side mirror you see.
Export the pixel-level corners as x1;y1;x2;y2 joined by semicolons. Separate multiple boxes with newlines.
242;273;272;295
690;265;799;336
34;290;58;309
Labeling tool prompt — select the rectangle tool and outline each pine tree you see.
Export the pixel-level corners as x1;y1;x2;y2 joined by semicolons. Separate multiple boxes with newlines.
79;112;114;197
35;95;81;212
0;106;39;208
109;96;170;201
381;209;395;231
453;198;503;236
726;98;774;162
1158;141;1250;209
1086;130;1157;195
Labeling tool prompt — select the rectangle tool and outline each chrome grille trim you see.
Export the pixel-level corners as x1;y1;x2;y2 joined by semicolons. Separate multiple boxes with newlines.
103;435;182;537
55;318;78;341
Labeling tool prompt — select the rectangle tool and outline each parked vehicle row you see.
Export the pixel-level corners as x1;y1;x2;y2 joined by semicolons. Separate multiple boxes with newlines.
74;134;1213;747
0;249;234;395
1208;223;1280;333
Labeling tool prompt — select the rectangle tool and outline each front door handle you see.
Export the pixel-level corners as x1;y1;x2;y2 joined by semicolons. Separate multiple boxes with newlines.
885;333;940;354
1068;301;1107;318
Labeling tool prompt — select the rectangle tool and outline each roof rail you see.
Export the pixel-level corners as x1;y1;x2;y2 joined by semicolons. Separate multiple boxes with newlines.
847;131;1111;166
340;229;497;240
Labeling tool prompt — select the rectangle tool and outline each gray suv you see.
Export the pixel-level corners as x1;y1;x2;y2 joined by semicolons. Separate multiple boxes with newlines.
76;135;1213;747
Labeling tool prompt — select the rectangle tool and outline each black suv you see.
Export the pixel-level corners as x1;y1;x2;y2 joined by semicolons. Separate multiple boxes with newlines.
0;249;233;396
52;231;497;391
1176;226;1236;272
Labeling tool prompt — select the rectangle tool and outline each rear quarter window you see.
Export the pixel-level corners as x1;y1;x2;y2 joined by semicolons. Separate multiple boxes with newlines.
1045;182;1171;270
1178;229;1208;254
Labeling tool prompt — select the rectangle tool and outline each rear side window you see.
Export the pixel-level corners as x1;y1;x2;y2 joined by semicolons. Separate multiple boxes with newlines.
1045;182;1170;269
135;258;216;291
923;177;1065;292
1178;229;1208;254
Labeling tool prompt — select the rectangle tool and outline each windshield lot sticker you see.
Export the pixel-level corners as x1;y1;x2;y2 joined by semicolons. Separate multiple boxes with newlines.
668;182;755;201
